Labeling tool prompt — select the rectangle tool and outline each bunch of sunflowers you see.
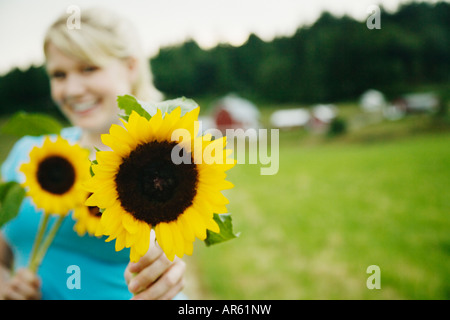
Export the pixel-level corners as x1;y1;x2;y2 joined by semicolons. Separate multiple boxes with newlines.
0;96;237;271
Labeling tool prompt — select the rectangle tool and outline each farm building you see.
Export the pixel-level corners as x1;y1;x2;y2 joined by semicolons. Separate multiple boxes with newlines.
392;92;439;113
211;94;260;133
307;104;338;133
270;108;310;129
360;89;386;112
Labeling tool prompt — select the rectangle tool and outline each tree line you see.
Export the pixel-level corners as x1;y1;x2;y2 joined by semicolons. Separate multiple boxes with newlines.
0;1;449;117
151;1;450;103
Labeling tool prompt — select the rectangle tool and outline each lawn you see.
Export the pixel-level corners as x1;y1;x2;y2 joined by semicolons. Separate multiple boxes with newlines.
188;118;450;299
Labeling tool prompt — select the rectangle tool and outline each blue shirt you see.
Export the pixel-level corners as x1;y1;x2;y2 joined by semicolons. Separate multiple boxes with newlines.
1;127;133;299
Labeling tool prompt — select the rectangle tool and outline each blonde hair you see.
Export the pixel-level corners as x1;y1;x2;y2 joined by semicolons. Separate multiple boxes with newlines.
44;7;162;101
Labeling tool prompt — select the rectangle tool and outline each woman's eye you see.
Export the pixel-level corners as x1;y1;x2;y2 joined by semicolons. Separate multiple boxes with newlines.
82;66;99;73
50;71;66;80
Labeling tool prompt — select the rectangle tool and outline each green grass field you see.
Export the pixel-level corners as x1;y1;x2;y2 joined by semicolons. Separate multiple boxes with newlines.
188;112;450;300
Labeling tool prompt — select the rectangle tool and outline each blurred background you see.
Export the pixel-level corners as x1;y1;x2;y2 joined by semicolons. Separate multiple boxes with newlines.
0;0;449;299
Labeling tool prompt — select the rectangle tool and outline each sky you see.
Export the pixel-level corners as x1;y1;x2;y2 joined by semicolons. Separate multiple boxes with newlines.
0;0;443;74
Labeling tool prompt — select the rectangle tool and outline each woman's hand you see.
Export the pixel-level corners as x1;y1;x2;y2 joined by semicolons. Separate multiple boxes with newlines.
124;232;186;300
0;268;41;300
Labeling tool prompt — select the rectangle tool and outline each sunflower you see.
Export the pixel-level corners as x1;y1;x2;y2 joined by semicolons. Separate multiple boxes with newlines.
73;194;104;237
85;107;235;262
20;135;90;216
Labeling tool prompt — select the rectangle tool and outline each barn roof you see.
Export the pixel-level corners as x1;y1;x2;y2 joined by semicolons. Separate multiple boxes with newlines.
212;94;260;124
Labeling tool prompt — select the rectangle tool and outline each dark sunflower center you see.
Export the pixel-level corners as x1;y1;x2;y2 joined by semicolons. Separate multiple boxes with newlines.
115;141;198;225
37;156;75;195
87;193;102;218
88;206;102;218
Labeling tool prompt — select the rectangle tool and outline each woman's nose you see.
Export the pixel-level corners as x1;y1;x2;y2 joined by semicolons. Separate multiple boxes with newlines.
63;73;86;97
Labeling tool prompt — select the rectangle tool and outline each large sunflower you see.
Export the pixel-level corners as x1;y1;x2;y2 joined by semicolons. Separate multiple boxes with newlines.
85;107;235;262
20;136;90;216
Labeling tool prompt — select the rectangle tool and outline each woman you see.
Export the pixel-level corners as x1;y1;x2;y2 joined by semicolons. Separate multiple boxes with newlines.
0;7;186;300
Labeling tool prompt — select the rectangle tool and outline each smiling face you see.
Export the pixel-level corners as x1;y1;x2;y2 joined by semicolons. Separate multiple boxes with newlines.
46;43;136;134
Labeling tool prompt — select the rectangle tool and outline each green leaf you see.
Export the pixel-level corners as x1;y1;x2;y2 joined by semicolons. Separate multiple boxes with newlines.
0;181;26;228
117;95;199;122
139;97;199;117
204;213;239;247
1;112;63;137
117;95;151;120
89;159;98;177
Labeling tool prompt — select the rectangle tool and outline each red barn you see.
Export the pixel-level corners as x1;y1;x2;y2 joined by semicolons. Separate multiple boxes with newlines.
212;94;260;133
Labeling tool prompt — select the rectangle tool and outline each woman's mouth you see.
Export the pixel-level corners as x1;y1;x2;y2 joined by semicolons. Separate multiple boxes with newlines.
69;99;101;116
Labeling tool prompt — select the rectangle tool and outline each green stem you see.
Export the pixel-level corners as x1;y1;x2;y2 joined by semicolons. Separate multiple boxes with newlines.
30;215;65;273
29;213;50;273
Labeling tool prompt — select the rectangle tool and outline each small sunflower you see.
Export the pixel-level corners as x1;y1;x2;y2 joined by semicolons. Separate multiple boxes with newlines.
73;194;104;237
85;107;235;262
20;136;90;216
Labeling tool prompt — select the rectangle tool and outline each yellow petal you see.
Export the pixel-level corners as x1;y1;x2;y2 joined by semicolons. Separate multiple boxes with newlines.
115;230;127;251
148;109;163;136
96;151;122;167
101;205;123;235
178;107;200;138
196;185;229;206
169;221;185;259
85;189;115;208
129;247;141;263
155;222;173;257
183;240;194;256
122;214;139;234
126;111;152;144
178;214;195;242
185;207;207;240
134;223;151;257
101;133;131;157
157;107;182;141
205;217;220;233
